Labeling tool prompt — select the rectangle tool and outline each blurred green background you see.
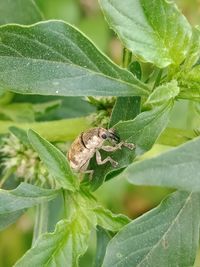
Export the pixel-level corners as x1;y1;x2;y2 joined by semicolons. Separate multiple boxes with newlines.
0;1;200;266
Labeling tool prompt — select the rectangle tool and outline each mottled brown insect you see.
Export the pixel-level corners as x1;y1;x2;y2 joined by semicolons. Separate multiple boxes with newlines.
67;127;135;179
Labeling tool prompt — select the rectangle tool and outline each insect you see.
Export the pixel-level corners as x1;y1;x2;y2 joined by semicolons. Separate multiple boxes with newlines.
67;127;135;179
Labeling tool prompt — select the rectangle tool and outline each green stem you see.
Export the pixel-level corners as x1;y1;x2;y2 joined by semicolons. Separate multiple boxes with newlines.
32;201;48;246
153;69;163;90
122;47;132;68
62;189;68;219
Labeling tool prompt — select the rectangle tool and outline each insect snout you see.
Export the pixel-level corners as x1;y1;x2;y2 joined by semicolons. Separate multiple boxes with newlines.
107;129;120;143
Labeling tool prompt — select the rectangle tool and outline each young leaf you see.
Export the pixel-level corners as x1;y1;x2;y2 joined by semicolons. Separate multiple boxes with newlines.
103;191;200;267
178;65;200;101
0;183;59;214
28;129;78;191
145;80;180;106
90;101;173;190
94;207;130;232
127;137;200;192
183;27;200;70
0;21;148;96
99;0;192;68
14;218;92;267
0;0;43;25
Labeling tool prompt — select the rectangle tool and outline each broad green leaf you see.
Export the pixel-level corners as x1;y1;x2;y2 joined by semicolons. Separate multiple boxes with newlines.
0;117;90;142
145;80;179;106
178;65;200;101
94;207;130;232
28;129;78;190
109;96;141;128
90;102;173;190
0;183;59;214
0;21;148;96
14;218;91;267
99;0;192;68
0;210;25;231
93;227;112;267
0;0;43;25
127;137;200;192
183;27;200;70
103;191;200;267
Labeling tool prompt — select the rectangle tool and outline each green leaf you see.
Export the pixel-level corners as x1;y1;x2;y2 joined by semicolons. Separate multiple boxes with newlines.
109;96;141;128
178;65;200;101
0;183;59;214
94;207;130;232
28;129;78;190
103;191;200;267
0;117;90;142
183;27;200;70
0;210;25;231
127;137;200;192
115;101;173;154
145;80;180;106
15;189;98;267
90;102;173;190
99;0;192;68
14;218;91;267
93;227;112;267
0;0;43;25
0;21;148;96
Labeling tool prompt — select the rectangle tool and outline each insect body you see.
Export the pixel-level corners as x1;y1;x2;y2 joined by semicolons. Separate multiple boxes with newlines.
67;127;135;179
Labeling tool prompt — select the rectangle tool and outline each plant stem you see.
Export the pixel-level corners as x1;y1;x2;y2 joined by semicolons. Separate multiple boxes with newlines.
32;201;48;246
122;47;132;68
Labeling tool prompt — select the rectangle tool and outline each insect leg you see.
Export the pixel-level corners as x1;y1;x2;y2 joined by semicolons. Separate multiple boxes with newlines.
96;150;118;167
102;141;135;152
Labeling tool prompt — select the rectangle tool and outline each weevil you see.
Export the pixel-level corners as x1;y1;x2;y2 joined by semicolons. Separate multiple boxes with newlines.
67;127;135;179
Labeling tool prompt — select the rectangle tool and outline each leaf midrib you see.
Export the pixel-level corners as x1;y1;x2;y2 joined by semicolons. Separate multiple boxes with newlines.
0;56;148;94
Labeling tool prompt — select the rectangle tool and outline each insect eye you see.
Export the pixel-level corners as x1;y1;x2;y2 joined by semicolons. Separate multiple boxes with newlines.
101;133;107;139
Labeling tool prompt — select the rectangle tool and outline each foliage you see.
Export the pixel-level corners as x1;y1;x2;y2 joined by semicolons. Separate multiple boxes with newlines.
0;0;199;267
